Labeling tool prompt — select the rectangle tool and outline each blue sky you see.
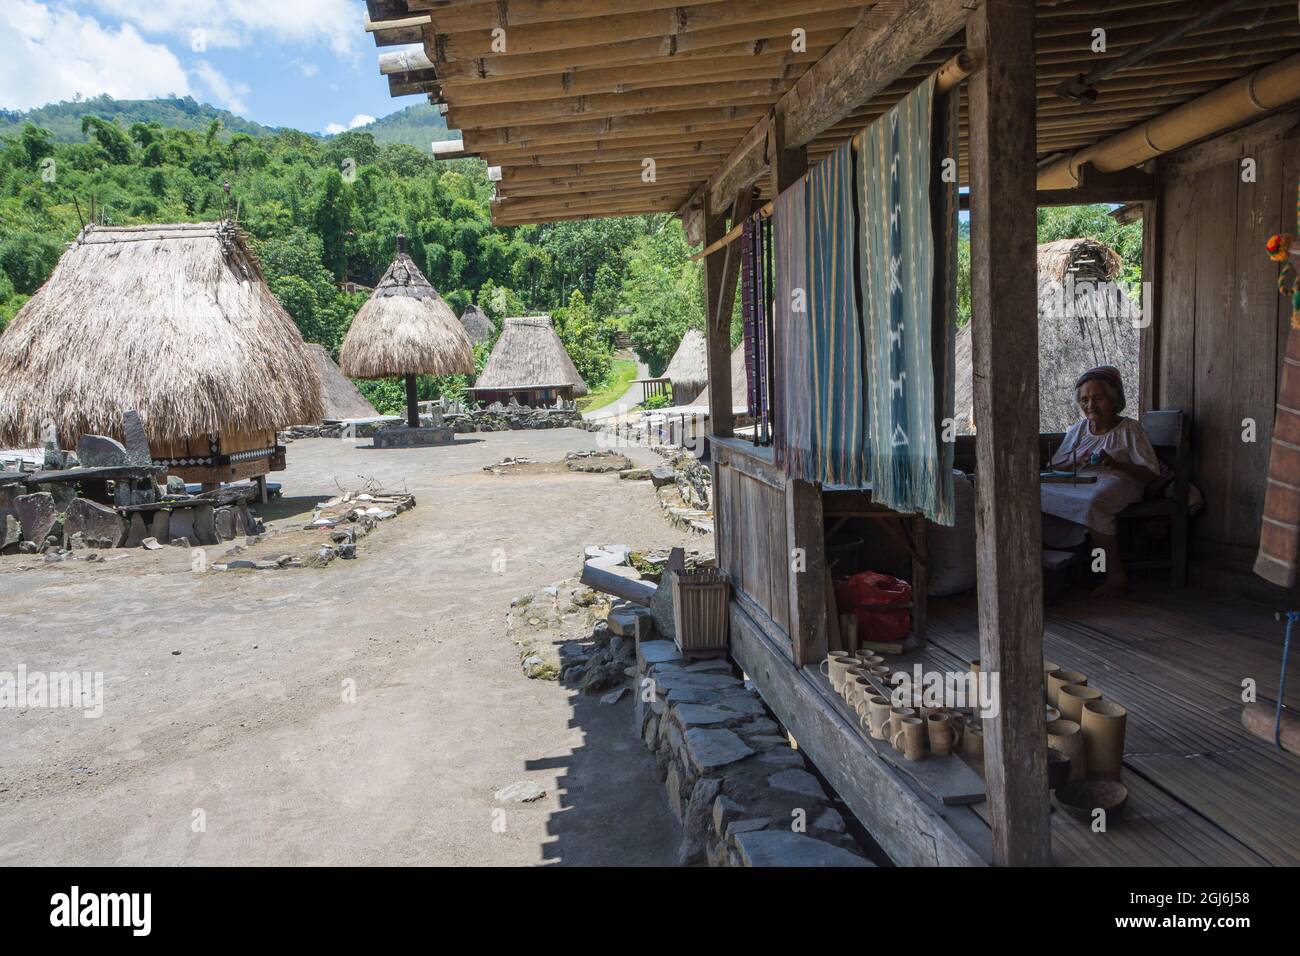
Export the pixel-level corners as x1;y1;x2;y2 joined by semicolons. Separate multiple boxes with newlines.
0;0;420;134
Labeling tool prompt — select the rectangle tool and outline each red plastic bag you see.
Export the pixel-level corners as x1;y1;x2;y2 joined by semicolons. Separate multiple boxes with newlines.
833;571;912;643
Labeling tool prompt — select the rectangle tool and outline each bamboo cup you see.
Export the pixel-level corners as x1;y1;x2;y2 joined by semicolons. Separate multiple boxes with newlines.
1043;660;1062;701
863;695;893;740
1046;718;1087;781
892;716;927;761
1047;670;1088;709
887;706;917;745
1081;700;1128;780
926;711;960;756
963;721;984;758
822;655;858;693
843;674;872;710
1058;684;1103;723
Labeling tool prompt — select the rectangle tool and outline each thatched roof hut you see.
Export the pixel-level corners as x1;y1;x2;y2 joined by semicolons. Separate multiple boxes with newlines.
694;344;748;413
662;327;709;404
954;237;1141;434
0;221;323;479
340;235;474;427
459;303;492;346
470;315;587;406
306;345;379;421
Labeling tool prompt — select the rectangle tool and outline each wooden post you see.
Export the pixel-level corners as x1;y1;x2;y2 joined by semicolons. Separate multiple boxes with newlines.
967;0;1051;866
704;188;753;440
404;373;420;429
1138;173;1162;414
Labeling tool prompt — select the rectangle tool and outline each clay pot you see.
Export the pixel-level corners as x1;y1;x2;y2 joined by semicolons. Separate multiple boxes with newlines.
1081;699;1128;780
892;716;927;761
1047;718;1087;781
1047;669;1088;709
1055;779;1129;823
1058;684;1103;723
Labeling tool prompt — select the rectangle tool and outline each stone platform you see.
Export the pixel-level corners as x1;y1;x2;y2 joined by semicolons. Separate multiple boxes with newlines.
372;426;455;449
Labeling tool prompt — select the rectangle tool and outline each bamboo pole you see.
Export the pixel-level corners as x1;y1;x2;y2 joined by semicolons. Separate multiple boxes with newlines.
1038;50;1300;188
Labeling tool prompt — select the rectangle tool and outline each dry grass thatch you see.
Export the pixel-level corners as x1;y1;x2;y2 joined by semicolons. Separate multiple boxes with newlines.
954;237;1141;434
339;245;474;379
458;303;493;346
306;344;379;422
693;344;747;412
662;327;709;404
0;221;323;448
471;315;588;396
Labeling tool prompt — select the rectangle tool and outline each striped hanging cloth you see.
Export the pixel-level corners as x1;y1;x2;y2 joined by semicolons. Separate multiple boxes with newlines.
806;139;869;487
740;216;761;423
856;76;957;525
774;180;812;476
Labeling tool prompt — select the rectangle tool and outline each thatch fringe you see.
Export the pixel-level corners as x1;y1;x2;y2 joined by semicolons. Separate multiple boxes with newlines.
693;344;747;411
0;221;323;448
340;245;474;379
471;316;588;396
663;327;709;403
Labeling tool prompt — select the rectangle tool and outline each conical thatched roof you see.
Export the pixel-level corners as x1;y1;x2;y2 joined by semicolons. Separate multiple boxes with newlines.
471;315;587;396
339;238;474;379
954;238;1140;434
459;303;492;346
694;344;747;412
306;345;379;421
662;327;708;404
0;221;323;448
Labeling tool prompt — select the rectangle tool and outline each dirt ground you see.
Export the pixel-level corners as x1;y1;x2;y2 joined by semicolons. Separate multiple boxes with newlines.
0;429;707;866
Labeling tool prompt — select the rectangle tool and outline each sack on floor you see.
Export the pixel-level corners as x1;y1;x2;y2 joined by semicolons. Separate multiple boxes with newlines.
834;570;912;643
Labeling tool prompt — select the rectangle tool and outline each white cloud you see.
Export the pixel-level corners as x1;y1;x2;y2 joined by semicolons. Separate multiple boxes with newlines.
292;59;319;78
0;0;193;110
324;113;375;135
193;60;250;115
76;0;364;56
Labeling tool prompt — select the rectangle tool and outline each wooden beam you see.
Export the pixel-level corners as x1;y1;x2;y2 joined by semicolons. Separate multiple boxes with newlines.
461;106;764;150
704;186;751;441
967;0;1051;867
707;0;970;212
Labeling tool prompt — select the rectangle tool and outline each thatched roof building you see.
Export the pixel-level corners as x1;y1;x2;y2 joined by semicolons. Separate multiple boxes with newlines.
662;327;709;404
306;345;379;421
340;235;473;427
470;315;587;406
693;344;748;413
954;238;1141;434
459;303;492;346
0;221;322;480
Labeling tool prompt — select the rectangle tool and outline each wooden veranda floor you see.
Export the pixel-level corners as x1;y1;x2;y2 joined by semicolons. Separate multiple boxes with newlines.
926;587;1300;865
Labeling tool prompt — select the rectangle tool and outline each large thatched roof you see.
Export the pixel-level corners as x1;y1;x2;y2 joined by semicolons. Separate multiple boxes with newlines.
471;316;587;396
0;221;323;448
955;238;1140;434
339;238;474;379
306;345;379;421
459;303;492;346
662;327;708;404
693;344;747;412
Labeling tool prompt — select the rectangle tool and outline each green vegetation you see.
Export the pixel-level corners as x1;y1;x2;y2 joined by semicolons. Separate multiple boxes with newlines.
0;102;708;400
641;391;674;411
349;103;459;150
576;358;638;413
0;95;281;143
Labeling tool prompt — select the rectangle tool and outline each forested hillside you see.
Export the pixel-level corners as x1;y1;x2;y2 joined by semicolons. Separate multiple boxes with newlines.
0;109;705;412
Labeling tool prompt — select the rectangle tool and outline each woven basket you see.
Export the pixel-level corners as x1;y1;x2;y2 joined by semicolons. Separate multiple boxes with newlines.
671;569;730;654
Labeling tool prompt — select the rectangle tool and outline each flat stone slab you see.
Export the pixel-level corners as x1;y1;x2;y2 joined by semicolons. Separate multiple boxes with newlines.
673;704;736;727
683;728;754;773
650;670;742;692
639;640;683;665
494;781;547;803
732;830;872;867
607;607;650;638
75;434;128;468
373;426;454;448
766;768;825;799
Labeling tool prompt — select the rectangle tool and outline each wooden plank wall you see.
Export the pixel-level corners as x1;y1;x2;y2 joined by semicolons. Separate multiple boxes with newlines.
1155;109;1300;566
713;445;792;651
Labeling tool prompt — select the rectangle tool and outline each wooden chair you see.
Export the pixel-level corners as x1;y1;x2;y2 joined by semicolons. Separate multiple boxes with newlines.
1116;409;1190;589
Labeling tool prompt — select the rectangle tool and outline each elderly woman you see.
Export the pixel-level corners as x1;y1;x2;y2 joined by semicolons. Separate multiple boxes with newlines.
1041;366;1162;596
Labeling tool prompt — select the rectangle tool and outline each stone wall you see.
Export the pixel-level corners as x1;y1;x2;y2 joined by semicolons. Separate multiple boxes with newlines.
633;637;871;867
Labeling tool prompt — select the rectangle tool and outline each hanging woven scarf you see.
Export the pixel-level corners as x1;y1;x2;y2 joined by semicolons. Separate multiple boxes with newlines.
740;216;761;424
774;178;812;477
806;139;868;487
856;76;957;524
